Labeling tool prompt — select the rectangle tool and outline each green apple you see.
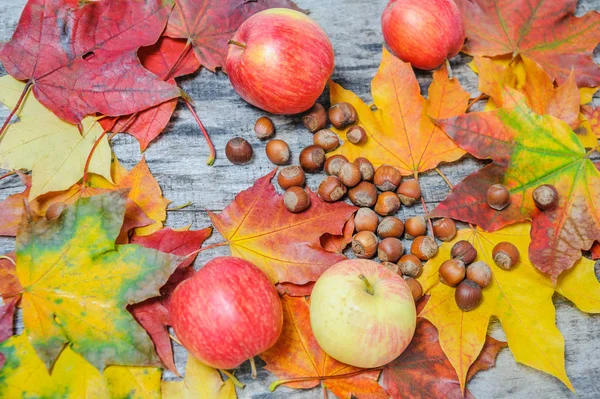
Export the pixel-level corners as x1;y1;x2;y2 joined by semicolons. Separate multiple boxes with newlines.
310;259;416;368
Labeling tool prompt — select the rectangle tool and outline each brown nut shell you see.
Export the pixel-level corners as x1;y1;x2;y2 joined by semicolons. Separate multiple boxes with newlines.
377;237;404;263
466;261;492;288
404;277;423;301
318;176;347;202
492;242;520;270
373;165;401;191
313;129;340;152
405;216;427;239
324;155;348;176
277;166;305;190
346;125;367;145
439;259;466;287
455;279;482;311
354;208;379;233
487;184;510;211
411;235;438;260
348;181;378;207
338;162;362;188
353;157;375;181
299;145;325;172
265;139;290;165
533;184;558;211
377;216;404;238
374;192;401;216
254;116;275;139
397;179;421;206
398;254;423;278
432;218;457;241
329;102;357;129
302;103;327;133
450;240;477;265
225;137;253;165
352;231;378;258
283;187;310;213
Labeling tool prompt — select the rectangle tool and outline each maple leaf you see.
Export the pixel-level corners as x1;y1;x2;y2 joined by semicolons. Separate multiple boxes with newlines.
15;191;182;370
0;76;112;199
0;253;19;365
260;296;388;399
416;224;600;392
275;281;315;297
456;0;600;87
0;173;29;236
104;365;162;399
320;216;355;254
164;0;302;72
431;92;600;279
209;169;356;284
161;356;236;399
328;48;469;175
0;0;180;124
582;104;600;139
129;227;212;373
591;242;600;259
382;319;506;399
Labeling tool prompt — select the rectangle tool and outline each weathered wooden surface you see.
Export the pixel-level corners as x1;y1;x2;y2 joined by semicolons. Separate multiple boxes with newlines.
1;0;599;397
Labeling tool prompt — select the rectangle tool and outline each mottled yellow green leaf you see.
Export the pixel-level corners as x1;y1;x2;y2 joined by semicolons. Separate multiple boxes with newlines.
162;356;236;399
104;366;162;399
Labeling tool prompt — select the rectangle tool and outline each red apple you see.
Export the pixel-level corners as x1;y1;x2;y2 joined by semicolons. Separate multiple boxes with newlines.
169;256;283;370
381;0;465;70
226;9;334;115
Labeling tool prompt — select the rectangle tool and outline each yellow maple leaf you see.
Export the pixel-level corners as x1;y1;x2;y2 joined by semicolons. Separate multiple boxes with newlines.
104;365;162;399
162;356;236;399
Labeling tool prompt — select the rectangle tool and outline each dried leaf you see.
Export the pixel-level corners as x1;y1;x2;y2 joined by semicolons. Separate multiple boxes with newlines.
591;242;600;259
0;175;29;236
0;253;19;348
275;282;315;297
162;356;237;399
320;217;355;254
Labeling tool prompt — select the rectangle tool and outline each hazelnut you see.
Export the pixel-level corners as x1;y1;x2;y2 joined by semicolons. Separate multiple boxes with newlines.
277;165;305;190
487;184;510;211
254;116;275;139
225;137;253;164
397;179;421;206
348;181;378;207
265;139;290;165
378;237;404;263
450;240;477;265
377;216;404;238
455;279;482;312
338;162;362;187
318;176;347;202
346;125;367;145
324;155;349;176
405;216;427;239
354;208;379;233
404;277;423;301
353;157;375;181
533;184;558;211
46;202;67;220
438;259;465;286
432;218;457;241
302;103;327;133
352;231;378;258
398;254;422;278
382;261;400;274
411;235;438;260
283;187;310;213
374;192;401;216
299;145;325;172
466;261;492;288
329;102;357;129
373;165;401;191
313;129;340;152
492;242;520;270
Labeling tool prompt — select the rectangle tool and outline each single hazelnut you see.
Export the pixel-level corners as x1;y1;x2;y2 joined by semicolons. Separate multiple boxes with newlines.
378;237;404;263
299;145;325;172
492;242;520;270
411;235;438;260
405;216;427;239
46;202;67;220
353;157;375;181
302;103;327;133
487;184;510;211
348;181;378;207
352;231;378;258
318;176;347;202
354;208;379;233
265;139;290;165
374;192;401;216
225;137;253;164
324;155;349;176
450;240;477;264
533;184;558;211
329;102;357;129
283;187;310;213
397;179;421;206
373;165;401;191
398;254;423;278
432;218;457;241
455;279;482;312
382;261;400;275
438;259;466;287
346;125;367;145
254;116;275;139
377;216;404;238
466;261;492;288
404;277;423;301
277;165;305;190
313;129;340;152
338;162;362;187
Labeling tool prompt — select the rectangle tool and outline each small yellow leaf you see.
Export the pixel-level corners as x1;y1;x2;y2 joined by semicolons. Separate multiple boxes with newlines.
104;366;162;399
162;356;237;399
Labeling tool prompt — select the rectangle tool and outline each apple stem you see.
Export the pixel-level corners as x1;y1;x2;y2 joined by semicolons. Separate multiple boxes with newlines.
0;80;32;140
434;167;476;230
249;356;257;379
220;369;246;389
227;39;247;49
358;274;374;295
269;366;384;392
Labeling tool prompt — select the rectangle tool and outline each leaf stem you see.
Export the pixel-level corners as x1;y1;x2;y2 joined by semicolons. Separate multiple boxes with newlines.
435;167;476;230
184;241;228;258
466;93;489;112
415;173;434;234
358;274;374;295
321;382;328;399
0;81;32;140
0;255;16;265
269;367;384;392
220;369;246;389
184;99;216;165
249;356;257;379
167;201;192;211
168;333;182;346
585;145;599;158
0;170;16;181
164;41;192;82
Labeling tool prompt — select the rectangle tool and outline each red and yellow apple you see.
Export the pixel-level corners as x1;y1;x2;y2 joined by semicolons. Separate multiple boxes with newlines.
310;259;416;368
226;8;334;114
381;0;465;70
169;256;283;370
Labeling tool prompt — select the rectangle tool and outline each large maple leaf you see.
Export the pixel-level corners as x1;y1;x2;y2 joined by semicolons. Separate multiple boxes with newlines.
0;253;19;361
431;91;600;279
456;0;600;87
417;224;600;392
14;191;182;370
260;296;388;399
0;0;180;124
164;0;301;72
209;169;356;284
328;48;470;175
162;356;236;398
382;318;506;399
